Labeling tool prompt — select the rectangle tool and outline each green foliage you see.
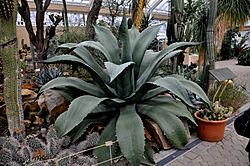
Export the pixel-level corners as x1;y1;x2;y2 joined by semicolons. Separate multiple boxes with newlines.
238;47;250;66
233;31;250;57
218;0;250;26
40;18;210;166
58;28;87;44
183;0;208;42
219;29;237;60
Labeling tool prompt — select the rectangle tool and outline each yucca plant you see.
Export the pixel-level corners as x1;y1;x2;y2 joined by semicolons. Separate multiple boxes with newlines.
39;17;211;165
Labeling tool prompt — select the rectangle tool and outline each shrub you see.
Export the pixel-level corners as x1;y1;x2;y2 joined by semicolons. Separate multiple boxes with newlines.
208;82;248;110
238;47;250;66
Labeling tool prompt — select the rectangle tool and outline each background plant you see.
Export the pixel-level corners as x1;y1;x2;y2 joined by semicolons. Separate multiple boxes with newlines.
58;28;87;45
208;82;248;110
238;48;250;66
39;18;211;165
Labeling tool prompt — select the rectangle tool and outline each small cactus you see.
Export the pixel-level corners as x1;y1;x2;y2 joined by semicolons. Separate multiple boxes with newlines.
85;132;100;148
57;149;72;166
60;135;71;148
47;125;59;141
47;138;60;158
0;137;6;147
26;136;46;152
11;152;25;164
0;148;12;164
76;132;99;152
7;161;22;166
3;137;20;152
20;145;32;162
0;126;99;165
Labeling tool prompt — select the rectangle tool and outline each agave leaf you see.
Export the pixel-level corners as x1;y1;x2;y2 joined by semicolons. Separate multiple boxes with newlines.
138;104;188;148
39;77;105;97
119;16;132;62
141;95;196;125
76;41;113;63
170;75;212;108
115;65;135;98
42;54;116;96
42;54;86;64
69;117;107;142
52;87;77;102
126;83;155;101
132;25;160;79
139;50;159;76
141;87;167;100
105;61;134;83
137;42;200;88
55;95;107;137
116;19;137;97
151;77;194;107
93;117;117;164
56;43;78;53
116;104;145;166
128;26;140;51
94;25;120;64
143;142;155;165
105;61;135;98
137;50;183;89
73;47;109;83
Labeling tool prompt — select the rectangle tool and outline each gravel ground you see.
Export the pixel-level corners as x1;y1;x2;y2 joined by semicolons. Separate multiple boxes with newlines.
215;59;250;95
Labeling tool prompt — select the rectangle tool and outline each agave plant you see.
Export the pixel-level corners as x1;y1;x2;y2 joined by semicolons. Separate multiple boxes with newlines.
39;18;211;165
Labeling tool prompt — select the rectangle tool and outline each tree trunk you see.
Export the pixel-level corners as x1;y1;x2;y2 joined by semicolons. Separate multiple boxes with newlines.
0;0;25;138
18;0;51;61
62;0;69;32
85;0;103;40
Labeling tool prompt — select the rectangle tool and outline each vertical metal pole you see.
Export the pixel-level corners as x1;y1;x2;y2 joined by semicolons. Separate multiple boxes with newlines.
109;145;112;166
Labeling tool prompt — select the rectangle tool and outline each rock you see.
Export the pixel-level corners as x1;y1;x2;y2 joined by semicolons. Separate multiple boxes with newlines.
38;90;68;123
24;120;32;128
25;54;32;61
22;89;37;102
21;83;38;90
33;116;44;125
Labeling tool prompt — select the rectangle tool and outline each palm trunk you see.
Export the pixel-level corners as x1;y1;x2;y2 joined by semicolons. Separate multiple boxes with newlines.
133;0;146;29
0;0;25;138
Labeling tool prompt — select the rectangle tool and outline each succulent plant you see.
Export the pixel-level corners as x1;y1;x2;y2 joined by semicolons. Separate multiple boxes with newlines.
198;101;234;121
39;17;211;165
36;65;63;88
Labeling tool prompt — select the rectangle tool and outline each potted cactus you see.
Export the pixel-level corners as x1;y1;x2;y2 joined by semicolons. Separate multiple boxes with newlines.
194;101;234;142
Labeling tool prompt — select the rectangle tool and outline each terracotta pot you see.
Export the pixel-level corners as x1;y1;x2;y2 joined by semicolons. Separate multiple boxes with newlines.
194;110;228;142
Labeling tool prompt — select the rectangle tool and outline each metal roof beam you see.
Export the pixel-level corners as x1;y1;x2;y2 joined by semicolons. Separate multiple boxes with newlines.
148;0;165;13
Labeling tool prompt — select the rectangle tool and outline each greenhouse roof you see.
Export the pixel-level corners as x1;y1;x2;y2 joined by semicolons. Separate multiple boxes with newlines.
48;0;170;20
